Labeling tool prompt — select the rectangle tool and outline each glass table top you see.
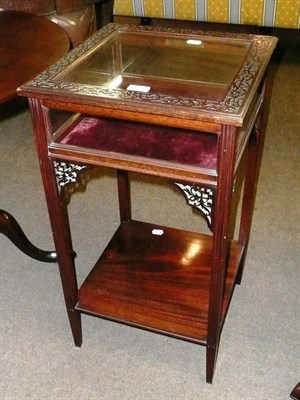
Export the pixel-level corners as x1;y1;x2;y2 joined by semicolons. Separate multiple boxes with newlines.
56;30;250;101
19;24;277;125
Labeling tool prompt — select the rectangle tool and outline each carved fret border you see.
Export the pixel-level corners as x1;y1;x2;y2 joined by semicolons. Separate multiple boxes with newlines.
26;24;275;116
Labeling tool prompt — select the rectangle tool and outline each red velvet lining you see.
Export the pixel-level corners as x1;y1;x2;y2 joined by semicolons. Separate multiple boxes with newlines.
58;116;217;169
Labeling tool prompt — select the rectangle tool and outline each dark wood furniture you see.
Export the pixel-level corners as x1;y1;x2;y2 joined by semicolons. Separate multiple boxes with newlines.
19;24;277;382
94;0;113;28
291;382;300;400
0;10;70;261
0;0;101;47
0;10;70;104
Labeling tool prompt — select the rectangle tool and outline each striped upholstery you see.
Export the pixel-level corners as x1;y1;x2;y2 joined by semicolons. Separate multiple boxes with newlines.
114;0;300;29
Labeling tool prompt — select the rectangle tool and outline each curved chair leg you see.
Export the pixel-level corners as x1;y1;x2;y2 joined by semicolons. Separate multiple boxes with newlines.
0;209;57;263
291;382;300;400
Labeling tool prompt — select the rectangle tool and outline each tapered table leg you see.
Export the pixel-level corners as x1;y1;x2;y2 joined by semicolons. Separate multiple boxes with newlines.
237;85;265;285
28;98;82;347
0;209;57;263
206;125;238;383
117;170;132;222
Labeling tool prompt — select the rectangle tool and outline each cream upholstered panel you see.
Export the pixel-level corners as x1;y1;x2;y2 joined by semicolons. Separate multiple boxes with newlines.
113;0;300;29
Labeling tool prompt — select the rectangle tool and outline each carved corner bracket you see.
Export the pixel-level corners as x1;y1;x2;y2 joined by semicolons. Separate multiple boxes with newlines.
54;161;90;202
54;161;87;188
174;183;214;229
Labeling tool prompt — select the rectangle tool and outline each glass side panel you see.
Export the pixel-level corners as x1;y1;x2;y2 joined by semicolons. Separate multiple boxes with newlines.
55;29;251;101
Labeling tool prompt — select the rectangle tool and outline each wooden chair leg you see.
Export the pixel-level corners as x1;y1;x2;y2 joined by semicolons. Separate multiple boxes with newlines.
291;382;300;400
0;209;57;263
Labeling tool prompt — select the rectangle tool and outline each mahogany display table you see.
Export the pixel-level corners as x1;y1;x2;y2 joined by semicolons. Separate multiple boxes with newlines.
19;24;277;382
0;10;70;261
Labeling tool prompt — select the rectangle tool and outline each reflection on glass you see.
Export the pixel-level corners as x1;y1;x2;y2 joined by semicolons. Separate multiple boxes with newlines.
55;29;251;100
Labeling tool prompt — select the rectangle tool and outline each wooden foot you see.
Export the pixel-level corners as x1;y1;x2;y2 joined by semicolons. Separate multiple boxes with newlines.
291;382;300;400
68;308;82;347
206;346;218;384
236;251;246;285
0;209;57;263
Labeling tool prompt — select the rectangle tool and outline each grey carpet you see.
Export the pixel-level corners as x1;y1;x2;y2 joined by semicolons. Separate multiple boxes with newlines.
0;29;299;399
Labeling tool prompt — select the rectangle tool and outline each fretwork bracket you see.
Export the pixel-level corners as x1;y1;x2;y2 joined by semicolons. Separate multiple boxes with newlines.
54;161;90;203
54;161;87;188
174;183;214;229
53;162;214;228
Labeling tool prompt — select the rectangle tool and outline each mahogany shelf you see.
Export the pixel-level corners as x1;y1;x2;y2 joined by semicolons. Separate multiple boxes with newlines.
76;220;244;344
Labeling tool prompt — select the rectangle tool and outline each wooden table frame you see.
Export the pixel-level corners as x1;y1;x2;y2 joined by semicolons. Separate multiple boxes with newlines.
19;24;277;383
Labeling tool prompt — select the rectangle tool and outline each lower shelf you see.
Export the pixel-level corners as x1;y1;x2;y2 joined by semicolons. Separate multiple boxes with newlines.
76;220;243;344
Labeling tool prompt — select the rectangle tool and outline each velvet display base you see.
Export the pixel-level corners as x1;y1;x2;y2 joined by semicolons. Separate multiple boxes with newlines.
59;116;218;169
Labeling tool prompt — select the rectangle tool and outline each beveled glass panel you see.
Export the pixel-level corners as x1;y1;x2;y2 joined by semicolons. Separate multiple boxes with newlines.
19;24;277;125
56;29;251;101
